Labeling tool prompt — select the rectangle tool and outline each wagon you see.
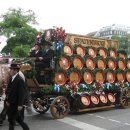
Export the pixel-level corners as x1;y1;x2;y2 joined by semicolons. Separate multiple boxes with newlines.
1;27;130;119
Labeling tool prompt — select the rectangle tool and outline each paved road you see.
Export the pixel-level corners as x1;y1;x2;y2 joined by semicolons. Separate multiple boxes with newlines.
0;101;130;130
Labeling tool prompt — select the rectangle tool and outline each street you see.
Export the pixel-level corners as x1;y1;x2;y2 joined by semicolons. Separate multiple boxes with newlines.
0;101;130;130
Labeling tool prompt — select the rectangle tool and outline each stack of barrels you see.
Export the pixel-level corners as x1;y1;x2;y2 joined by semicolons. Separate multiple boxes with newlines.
54;43;130;108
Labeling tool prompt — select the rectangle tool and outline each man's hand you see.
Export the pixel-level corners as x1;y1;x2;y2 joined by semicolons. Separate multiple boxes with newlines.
18;106;23;111
6;101;10;106
38;57;43;60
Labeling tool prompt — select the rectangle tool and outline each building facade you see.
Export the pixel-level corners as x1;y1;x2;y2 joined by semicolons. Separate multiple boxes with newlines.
87;24;130;39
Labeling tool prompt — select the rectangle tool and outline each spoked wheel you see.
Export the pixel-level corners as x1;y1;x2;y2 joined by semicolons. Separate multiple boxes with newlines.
32;98;50;114
120;87;130;108
50;96;70;119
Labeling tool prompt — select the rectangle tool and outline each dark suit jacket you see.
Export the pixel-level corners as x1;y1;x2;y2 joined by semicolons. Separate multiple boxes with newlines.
29;50;43;57
6;75;26;106
41;49;54;67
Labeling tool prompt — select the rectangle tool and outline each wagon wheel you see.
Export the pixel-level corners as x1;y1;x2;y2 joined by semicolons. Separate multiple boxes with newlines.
32;98;50;114
50;96;70;119
120;87;130;108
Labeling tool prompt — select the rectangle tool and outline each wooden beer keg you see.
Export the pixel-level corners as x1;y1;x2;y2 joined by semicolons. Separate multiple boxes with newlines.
117;58;126;70
79;94;91;108
98;47;108;58
72;55;84;69
126;58;130;69
96;56;106;70
95;69;105;84
76;45;86;57
54;70;67;85
106;69;115;83
87;47;97;57
107;93;115;104
119;53;126;59
99;93;108;105
90;93;100;107
85;56;96;70
63;44;73;56
107;57;117;70
118;50;127;59
69;69;82;84
83;69;94;84
116;70;125;83
59;55;71;70
125;69;130;82
109;48;117;58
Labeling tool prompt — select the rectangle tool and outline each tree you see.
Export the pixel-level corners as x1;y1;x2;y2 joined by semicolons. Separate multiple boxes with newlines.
0;8;38;57
111;35;129;55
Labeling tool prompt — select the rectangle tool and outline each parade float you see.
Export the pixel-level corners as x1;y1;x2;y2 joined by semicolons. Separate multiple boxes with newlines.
1;27;130;119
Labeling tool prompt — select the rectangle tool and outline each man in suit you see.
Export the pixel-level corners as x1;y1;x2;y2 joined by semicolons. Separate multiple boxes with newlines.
6;63;29;130
29;43;43;57
0;62;26;126
35;41;54;84
38;41;54;68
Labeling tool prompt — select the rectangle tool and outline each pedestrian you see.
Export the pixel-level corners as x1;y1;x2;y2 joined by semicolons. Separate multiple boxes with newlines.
6;63;30;130
0;69;27;126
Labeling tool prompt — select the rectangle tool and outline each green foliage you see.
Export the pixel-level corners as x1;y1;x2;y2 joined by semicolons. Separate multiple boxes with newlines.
11;45;30;57
23;61;36;78
111;36;129;53
41;85;67;95
0;8;38;57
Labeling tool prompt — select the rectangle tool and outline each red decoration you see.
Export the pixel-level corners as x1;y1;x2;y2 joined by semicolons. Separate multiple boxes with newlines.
53;27;67;42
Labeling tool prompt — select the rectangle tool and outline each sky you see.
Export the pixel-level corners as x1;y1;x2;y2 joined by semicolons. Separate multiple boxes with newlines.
0;0;130;51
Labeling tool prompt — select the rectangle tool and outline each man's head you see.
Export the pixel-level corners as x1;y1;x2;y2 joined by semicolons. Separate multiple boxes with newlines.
43;41;52;50
34;43;41;50
9;63;20;76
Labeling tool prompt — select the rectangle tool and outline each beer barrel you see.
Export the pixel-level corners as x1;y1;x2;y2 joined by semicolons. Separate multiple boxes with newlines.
107;93;115;104
95;69;105;84
90;93;100;106
96;56;106;70
109;48;117;58
54;70;67;85
87;47;97;57
63;44;73;56
99;94;108;105
107;57;117;70
106;69;115;83
83;69;94;84
73;55;84;69
59;55;71;70
80;94;91;108
117;58;126;70
69;69;82;84
118;50;127;59
76;45;86;57
126;58;130;69
116;70;125;83
85;56;96;70
98;47;108;58
119;53;126;59
125;69;130;82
